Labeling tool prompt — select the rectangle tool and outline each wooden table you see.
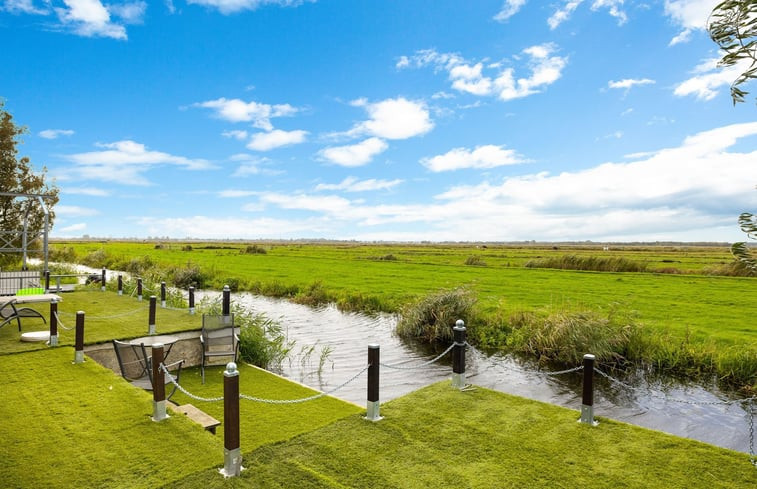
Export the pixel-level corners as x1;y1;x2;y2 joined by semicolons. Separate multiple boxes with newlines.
130;334;180;361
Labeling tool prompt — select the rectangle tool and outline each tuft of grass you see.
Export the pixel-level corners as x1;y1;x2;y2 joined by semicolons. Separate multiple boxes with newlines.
396;287;477;344
525;254;648;272
464;255;487;266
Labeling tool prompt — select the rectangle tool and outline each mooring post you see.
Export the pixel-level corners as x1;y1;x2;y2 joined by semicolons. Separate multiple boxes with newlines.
188;286;195;315
579;354;598;426
222;285;231;319
366;344;381;421
49;298;58;347
452;319;467;389
117;275;123;296
160;281;167;308
74;311;85;363
149;295;157;334
44;270;50;294
221;362;242;477
151;344;168;422
137;278;143;301
101;267;106;292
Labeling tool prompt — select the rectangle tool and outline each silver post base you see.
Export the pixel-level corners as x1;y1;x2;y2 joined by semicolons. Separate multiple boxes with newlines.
579;404;598;426
49;335;58;347
138;295;143;301
149;324;156;335
118;290;123;296
74;350;84;364
219;447;243;477
189;307;195;315
161;301;166;308
451;372;466;389
101;286;105;292
365;400;382;422
152;400;168;422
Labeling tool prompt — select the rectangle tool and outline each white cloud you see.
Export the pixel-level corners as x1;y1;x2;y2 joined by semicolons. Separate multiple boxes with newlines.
39;129;75;139
54;0;130;40
64;140;214;185
608;78;655;90
673;57;746;101
260;192;353;214
246;129;308;151
3;0;49;14
222;130;249;140
63;186;109;196
58;223;87;233
548;0;627;29
548;0;583;29
193;97;298;130
319;137;388;167
109;1;147;24
421;145;527;172
315;177;403;192
493;0;527;22
135;215;326;239
186;0;310;15
55;205;100;217
345;97;434;140
219;189;258;197
664;0;719;45
400;45;567;101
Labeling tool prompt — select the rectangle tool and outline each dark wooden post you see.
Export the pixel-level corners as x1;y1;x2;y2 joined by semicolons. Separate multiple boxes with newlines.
74;311;85;363
188;286;195;315
149;295;157;334
452;319;467;389
152;344;168;421
137;278;143;301
222;362;242;477
222;285;231;318
580;354;597;425
117;275;123;296
44;270;50;293
101;267;106;291
49;298;58;347
366;344;381;421
160;281;167;308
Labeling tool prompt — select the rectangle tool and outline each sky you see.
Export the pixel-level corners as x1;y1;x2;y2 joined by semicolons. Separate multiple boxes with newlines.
1;0;757;243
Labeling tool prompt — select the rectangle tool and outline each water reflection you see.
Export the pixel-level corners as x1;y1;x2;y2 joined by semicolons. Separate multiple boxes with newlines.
207;291;754;453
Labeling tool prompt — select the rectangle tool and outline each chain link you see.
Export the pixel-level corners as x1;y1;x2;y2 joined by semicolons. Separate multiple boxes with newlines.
380;342;457;370
57;306;147;320
540;365;584;376
160;364;224;402
52;311;75;331
749;400;756;467
240;364;369;404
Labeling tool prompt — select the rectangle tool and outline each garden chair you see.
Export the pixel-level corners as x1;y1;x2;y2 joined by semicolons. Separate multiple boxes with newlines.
112;339;184;401
0;299;46;331
200;314;239;384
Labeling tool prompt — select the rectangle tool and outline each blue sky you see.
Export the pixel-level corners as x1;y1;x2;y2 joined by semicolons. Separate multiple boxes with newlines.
2;0;757;242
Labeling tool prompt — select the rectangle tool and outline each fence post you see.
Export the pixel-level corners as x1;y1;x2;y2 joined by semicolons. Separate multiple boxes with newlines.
222;285;231;318
137;278;143;301
117;275;123;296
579;354;598;426
149;296;157;334
44;270;50;294
49;298;58;347
160;281;167;308
101;267;106;292
74;311;85;364
366;344;381;421
188;286;195;315
221;362;242;477
151;344;168;422
451;319;467;389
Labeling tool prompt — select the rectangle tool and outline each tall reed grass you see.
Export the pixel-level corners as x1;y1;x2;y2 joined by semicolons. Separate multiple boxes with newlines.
525;255;648;272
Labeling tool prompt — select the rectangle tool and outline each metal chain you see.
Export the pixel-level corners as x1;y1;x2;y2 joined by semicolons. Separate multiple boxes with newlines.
540;365;584;376
53;311;75;331
380;342;457;370
56;306;147;320
240;364;370;404
160;364;224;402
749;400;756;467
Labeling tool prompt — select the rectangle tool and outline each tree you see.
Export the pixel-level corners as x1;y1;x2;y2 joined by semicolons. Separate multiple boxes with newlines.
707;0;757;105
0;101;59;267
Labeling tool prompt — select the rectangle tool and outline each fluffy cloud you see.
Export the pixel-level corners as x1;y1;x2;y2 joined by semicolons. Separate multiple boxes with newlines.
548;0;627;30
674;58;746;101
608;78;655;90
52;0;146;40
55;205;100;217
399;45;567;101
343;97;434;140
3;0;48;14
493;0;527;22
664;0;719;45
315;176;403;192
246;129;308;151
319;137;388;167
421;145;527;172
135;215;326;239
63;186;109;196
194;97;298;130
186;0;310;15
39;129;75;139
64;140;214;185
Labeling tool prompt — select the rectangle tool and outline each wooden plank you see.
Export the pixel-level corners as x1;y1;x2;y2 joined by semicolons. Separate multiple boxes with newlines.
169;403;221;434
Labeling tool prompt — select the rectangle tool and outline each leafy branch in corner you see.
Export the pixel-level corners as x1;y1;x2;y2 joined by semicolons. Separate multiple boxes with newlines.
707;0;757;104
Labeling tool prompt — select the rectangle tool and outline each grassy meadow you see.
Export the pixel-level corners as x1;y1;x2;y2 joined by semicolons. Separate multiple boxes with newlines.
50;240;757;390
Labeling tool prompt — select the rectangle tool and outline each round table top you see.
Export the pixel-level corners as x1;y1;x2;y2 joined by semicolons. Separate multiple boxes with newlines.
129;334;179;347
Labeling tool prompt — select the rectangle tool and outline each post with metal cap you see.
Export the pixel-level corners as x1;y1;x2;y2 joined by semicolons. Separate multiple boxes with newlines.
74;311;85;364
137;278;143;301
222;285;231;318
579;354;598;426
366;344;381;421
160;281;167;308
452;319;467;389
221;362;242;477
49;298;58;347
151;344;168;422
117;275;123;296
148;296;157;334
188;286;195;315
101;267;106;292
44;270;50;294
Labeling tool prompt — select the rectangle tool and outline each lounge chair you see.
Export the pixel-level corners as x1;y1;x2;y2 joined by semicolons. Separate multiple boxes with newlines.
200;314;239;383
0;299;46;331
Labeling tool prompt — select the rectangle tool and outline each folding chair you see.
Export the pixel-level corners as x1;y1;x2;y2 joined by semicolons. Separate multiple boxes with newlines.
200;314;239;383
112;339;184;401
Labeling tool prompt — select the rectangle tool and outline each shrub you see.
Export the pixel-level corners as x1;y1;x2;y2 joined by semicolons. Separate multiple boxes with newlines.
396;287;477;344
242;244;267;254
235;308;293;371
181;244;193;251
49;246;77;263
170;263;206;289
464;255;486;266
524;255;648;273
80;249;111;268
293;280;332;307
